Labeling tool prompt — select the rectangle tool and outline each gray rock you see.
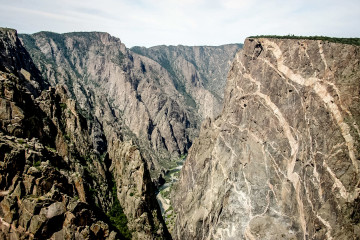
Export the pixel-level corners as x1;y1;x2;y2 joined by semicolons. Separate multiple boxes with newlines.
1;28;168;240
28;214;46;234
132;44;243;119
173;38;360;239
45;202;66;219
20;32;241;180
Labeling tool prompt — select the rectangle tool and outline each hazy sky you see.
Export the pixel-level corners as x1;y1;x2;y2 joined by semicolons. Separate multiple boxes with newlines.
1;0;359;47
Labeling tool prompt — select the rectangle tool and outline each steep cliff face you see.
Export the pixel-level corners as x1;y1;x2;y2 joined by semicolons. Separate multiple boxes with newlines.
15;29;242;239
20;32;198;177
0;28;48;97
173;38;360;239
131;44;242;120
0;28;170;240
20;33;241;180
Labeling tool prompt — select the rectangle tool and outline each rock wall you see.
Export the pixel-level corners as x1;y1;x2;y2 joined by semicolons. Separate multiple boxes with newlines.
20;33;241;180
173;38;360;239
20;32;199;177
131;44;242;120
0;28;170;240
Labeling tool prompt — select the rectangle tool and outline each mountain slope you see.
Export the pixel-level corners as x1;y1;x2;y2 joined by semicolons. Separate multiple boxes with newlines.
19;32;242;182
20;32;199;179
0;28;170;240
173;38;360;239
131;44;242;119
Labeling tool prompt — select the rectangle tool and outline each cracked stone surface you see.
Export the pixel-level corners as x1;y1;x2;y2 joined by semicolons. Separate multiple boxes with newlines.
173;38;360;239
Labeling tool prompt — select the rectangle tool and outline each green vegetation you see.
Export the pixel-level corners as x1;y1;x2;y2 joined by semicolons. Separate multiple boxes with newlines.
45;146;57;153
17;139;25;144
78;107;94;121
173;171;180;178
38;32;69;53
88;187;98;202
64;134;70;141
164;205;176;230
248;35;360;46
131;48;198;109
111;50;126;66
83;155;91;162
19;34;63;86
163;174;172;183
130;46;144;55
165;206;173;214
157;56;197;108
59;103;67;110
160;188;171;199
108;181;132;239
19;34;38;52
63;31;102;42
33;160;41;167
21;32;84;97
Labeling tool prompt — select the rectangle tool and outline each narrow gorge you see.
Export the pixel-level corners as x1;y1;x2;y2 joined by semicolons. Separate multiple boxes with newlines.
0;27;241;239
19;31;241;180
1;26;359;240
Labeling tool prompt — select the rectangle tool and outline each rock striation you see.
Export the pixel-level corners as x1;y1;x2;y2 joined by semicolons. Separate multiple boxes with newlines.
173;38;360;239
0;28;170;240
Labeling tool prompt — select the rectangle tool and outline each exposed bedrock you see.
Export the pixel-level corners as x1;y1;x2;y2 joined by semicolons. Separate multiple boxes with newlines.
173;38;360;239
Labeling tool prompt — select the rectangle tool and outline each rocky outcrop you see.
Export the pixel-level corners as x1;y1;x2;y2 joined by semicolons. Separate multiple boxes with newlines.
1;28;170;240
173;38;360;239
0;58;119;238
0;134;118;239
0;28;48;97
108;140;170;239
131;44;242;120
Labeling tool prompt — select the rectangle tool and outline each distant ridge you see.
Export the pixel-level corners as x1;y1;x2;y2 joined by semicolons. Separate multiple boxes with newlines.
249;35;360;46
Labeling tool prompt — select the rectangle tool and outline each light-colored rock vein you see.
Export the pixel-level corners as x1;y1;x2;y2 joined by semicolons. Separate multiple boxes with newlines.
262;39;358;174
239;70;308;238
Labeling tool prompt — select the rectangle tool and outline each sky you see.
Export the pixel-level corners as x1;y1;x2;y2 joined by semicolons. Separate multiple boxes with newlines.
0;0;359;47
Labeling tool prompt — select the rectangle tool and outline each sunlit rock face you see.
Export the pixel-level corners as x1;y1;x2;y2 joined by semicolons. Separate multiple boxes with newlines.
173;38;360;239
20;32;241;181
0;28;170;240
131;44;243;120
19;31;198;179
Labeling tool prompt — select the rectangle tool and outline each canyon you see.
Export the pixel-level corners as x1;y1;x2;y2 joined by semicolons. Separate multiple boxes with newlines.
0;27;240;239
1;26;359;240
19;31;241;180
0;27;170;240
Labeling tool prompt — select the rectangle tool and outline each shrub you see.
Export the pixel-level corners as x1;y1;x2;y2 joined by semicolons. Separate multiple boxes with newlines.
64;134;70;141
107;182;132;239
33;160;41;167
59;103;67;110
